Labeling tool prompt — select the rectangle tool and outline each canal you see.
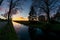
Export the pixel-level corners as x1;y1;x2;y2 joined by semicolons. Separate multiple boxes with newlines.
12;22;44;40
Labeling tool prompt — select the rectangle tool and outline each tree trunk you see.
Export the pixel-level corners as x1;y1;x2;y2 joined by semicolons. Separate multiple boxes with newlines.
47;12;50;23
8;10;11;23
46;1;50;23
8;0;12;23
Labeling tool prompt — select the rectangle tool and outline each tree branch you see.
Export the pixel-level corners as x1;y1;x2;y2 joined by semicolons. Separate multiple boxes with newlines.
39;6;47;13
0;0;3;5
12;0;20;8
50;0;59;9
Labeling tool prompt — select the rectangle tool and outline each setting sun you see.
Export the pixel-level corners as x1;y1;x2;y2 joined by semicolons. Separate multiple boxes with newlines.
12;17;29;21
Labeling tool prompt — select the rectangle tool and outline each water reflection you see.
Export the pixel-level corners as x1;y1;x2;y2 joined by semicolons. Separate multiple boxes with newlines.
12;21;44;40
12;22;22;32
12;21;60;40
12;21;31;40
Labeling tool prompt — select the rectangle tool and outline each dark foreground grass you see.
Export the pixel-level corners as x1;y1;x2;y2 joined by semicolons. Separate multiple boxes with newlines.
46;23;60;31
0;21;19;40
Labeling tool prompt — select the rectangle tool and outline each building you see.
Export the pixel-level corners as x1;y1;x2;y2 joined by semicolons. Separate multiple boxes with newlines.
51;6;60;22
38;15;47;22
28;15;38;21
53;12;60;22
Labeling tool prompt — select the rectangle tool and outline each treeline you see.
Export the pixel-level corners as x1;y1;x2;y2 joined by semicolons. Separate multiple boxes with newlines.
28;0;60;23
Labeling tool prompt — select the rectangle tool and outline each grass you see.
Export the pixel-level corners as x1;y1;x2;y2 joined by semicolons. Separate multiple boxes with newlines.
46;23;60;31
0;20;19;40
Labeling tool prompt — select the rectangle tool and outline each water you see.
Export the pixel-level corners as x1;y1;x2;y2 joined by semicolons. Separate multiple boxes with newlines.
12;22;44;40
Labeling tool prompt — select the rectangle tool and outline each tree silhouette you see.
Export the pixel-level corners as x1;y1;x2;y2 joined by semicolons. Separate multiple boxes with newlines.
7;0;18;22
2;8;18;18
32;0;60;23
54;6;60;22
7;0;26;22
28;6;37;21
0;0;3;5
28;6;37;40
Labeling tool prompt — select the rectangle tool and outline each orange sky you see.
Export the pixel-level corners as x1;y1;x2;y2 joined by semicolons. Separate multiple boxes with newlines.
12;17;29;21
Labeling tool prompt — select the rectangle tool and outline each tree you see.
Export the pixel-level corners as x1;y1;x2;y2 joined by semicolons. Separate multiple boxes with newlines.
32;0;60;23
7;0;18;21
28;6;37;21
2;8;18;18
7;0;26;22
53;6;60;22
0;0;3;5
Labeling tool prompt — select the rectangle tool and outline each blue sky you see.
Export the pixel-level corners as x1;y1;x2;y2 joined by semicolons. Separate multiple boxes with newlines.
0;0;32;18
0;0;60;19
20;0;32;18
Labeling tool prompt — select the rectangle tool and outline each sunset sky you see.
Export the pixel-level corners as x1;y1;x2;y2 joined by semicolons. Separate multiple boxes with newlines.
0;0;60;20
0;0;32;19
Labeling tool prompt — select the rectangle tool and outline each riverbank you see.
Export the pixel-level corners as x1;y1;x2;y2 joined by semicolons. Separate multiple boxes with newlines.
14;21;46;28
14;21;60;31
13;21;60;40
0;20;19;40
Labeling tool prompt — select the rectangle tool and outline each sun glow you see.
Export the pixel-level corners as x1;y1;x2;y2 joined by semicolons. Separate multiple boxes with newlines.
12;12;29;21
12;17;29;21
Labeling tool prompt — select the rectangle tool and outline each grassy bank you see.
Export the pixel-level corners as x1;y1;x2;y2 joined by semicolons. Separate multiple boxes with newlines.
0;20;19;40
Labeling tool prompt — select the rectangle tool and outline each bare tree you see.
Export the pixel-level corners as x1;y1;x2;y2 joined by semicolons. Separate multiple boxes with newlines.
7;0;18;21
0;0;3;5
32;0;60;23
2;8;18;18
7;0;26;22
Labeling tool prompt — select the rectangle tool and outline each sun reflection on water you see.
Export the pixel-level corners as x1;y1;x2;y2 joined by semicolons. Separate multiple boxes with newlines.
12;21;22;32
